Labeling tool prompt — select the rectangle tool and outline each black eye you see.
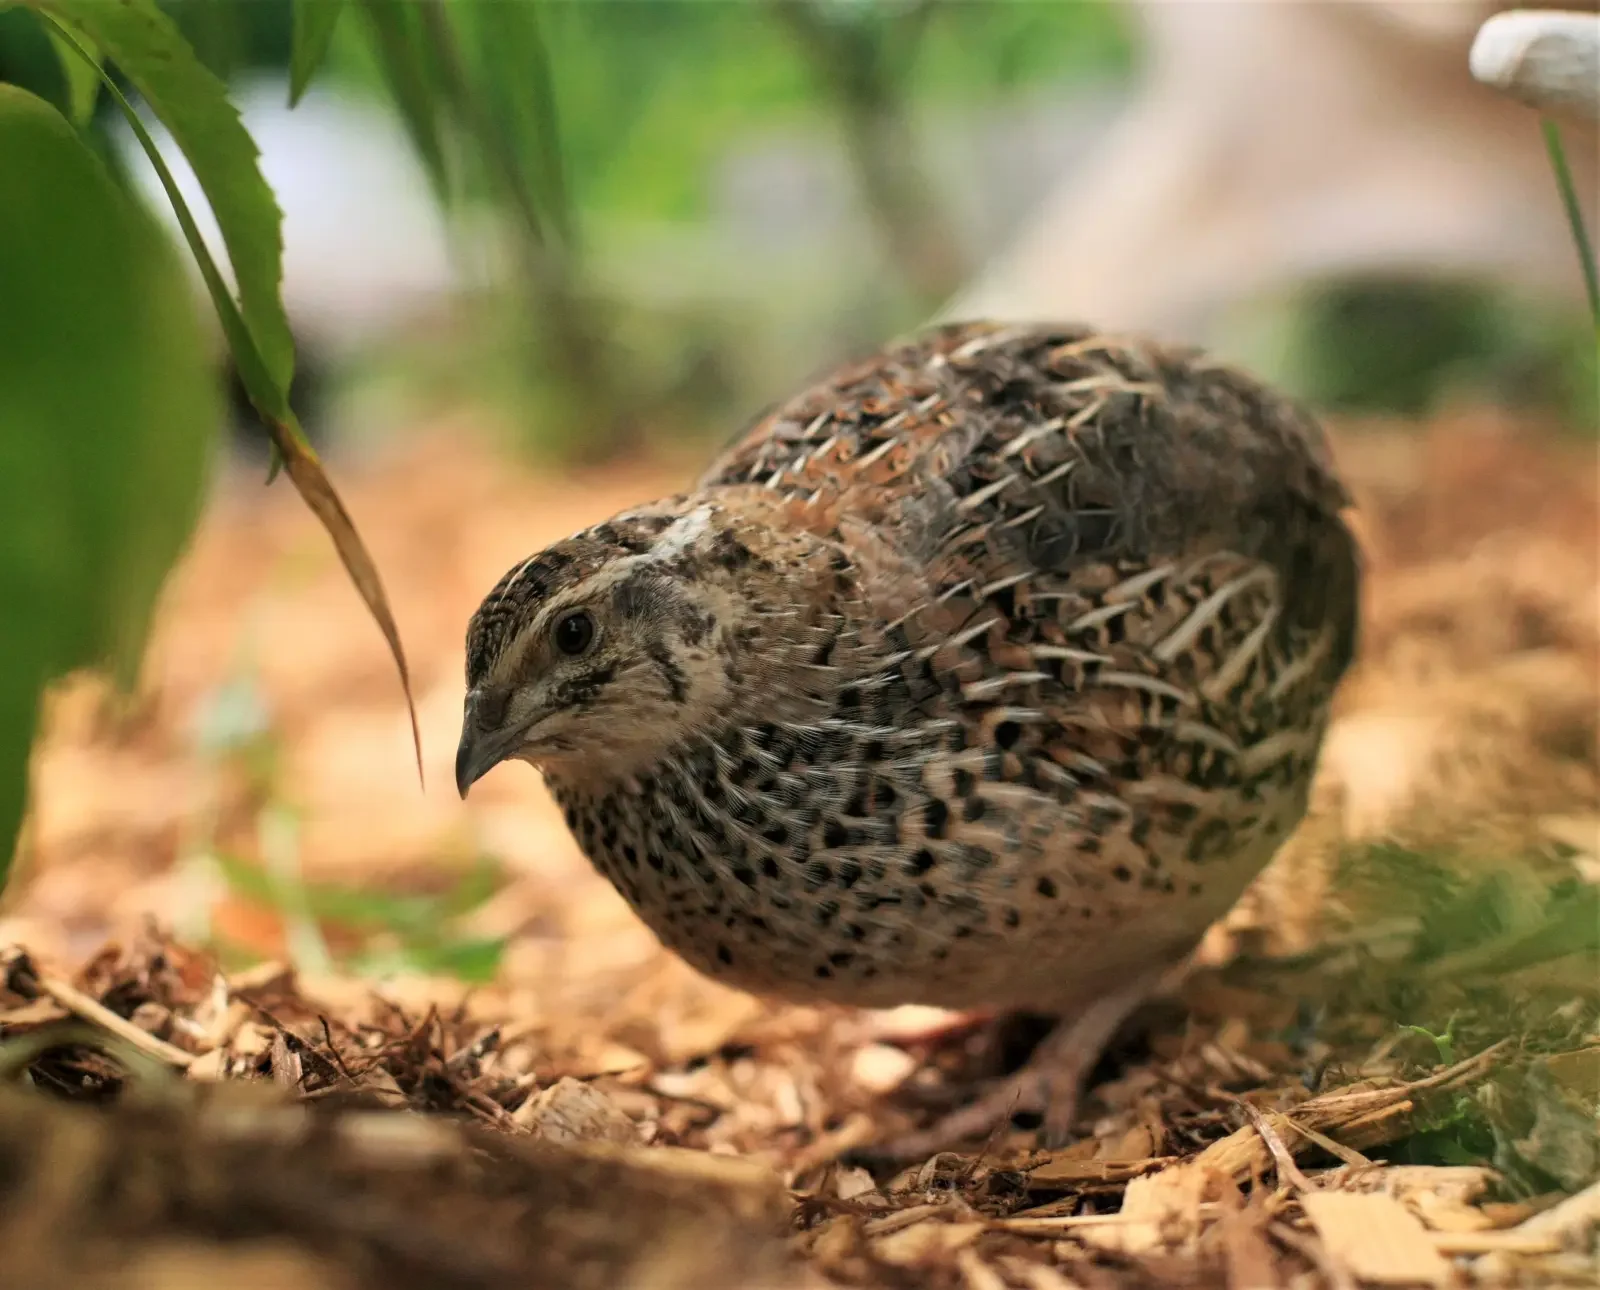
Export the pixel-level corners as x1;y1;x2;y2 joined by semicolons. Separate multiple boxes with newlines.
554;610;595;656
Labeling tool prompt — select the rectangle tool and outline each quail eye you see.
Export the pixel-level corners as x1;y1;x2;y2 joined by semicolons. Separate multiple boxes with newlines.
554;610;596;656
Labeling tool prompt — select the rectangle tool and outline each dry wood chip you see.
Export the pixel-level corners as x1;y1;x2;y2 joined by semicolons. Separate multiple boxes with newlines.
1013;1263;1087;1290
1217;1203;1281;1290
787;1112;876;1179
591;1141;786;1197
650;1067;738;1109
862;1203;949;1238
1238;1101;1317;1193
1096;1121;1162;1161
1083;1165;1220;1255
226;960;294;993
1537;814;1600;859
231;1022;273;1059
347;1063;408;1109
956;1246;1010;1290
1024;1155;1173;1187
0;999;65;1026
871;1218;984;1266
581;1041;651;1077
651;995;766;1064
1324;1164;1499;1235
850;1043;918;1093
808;1215;859;1264
1431;1231;1562;1255
864;1004;972;1042
1487;1176;1600;1259
1300;1191;1452;1286
38;975;194;1069
831;1165;879;1201
1538;1046;1600;1099
515;1076;640;1145
183;1048;229;1082
1191;1045;1507;1183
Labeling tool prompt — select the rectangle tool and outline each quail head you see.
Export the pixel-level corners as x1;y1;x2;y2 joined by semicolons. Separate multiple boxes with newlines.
457;322;1361;1158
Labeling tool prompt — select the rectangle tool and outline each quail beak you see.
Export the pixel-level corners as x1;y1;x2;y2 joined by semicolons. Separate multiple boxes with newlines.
455;694;523;799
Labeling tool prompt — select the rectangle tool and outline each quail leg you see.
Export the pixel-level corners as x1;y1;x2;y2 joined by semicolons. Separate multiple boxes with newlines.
875;971;1166;1162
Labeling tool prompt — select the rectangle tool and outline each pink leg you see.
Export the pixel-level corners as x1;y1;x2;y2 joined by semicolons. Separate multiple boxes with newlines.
875;972;1163;1162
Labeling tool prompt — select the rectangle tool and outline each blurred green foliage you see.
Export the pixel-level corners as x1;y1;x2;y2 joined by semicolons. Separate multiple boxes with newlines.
0;0;423;891
1279;279;1600;431
0;82;219;881
213;850;509;983
309;0;1137;458
314;0;1133;224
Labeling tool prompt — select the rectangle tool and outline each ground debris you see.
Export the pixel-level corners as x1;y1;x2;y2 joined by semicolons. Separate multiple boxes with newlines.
0;1079;797;1290
1;412;1597;1288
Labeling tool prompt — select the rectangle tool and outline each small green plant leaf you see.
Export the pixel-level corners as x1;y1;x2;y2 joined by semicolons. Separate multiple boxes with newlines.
1399;1019;1458;1067
44;23;100;125
0;83;218;885
289;0;346;107
41;14;424;785
23;0;295;393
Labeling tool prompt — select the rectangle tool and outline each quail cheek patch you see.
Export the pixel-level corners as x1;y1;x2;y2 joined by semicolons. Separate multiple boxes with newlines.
460;321;1361;1155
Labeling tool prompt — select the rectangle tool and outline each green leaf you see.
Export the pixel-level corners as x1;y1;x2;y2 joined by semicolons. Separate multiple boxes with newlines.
407;935;507;984
0;83;218;883
44;22;100;125
22;0;295;393
454;0;571;248
289;0;346;107
355;0;450;201
215;852;500;936
39;13;425;785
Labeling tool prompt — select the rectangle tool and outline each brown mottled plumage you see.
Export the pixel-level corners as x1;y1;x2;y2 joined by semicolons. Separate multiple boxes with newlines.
457;322;1361;1156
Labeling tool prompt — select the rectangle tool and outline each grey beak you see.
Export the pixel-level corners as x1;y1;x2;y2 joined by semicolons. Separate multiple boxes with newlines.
456;694;518;799
455;725;487;799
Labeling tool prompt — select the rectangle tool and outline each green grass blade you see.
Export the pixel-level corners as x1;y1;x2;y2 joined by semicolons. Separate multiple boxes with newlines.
1543;118;1600;333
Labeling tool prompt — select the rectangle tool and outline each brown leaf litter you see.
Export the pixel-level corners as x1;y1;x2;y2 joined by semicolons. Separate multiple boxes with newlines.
1;407;1597;1288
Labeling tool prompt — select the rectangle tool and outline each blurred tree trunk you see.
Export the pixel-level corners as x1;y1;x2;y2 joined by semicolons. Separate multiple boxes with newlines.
772;0;968;307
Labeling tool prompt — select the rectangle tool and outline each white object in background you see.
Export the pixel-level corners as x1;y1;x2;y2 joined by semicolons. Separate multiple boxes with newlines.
945;1;1599;349
1471;10;1600;122
113;74;500;359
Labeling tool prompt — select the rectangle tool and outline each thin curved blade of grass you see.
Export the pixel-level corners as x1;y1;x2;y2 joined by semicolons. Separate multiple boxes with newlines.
356;0;450;202
289;0;347;108
26;0;295;393
1542;119;1600;332
44;24;101;125
42;17;425;788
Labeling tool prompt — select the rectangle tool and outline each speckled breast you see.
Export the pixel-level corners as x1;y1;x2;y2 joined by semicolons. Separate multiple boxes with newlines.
542;714;1316;1015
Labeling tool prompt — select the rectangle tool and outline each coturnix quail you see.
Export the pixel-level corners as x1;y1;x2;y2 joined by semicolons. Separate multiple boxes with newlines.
456;322;1361;1158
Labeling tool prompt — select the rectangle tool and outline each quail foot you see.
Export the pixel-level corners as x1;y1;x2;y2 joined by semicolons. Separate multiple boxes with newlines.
456;322;1362;1159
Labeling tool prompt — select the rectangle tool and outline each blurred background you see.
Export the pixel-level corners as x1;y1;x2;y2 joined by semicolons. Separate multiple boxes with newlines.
0;0;1595;1010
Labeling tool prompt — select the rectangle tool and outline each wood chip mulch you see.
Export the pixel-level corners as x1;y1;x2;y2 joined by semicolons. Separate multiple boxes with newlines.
1;410;1597;1288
